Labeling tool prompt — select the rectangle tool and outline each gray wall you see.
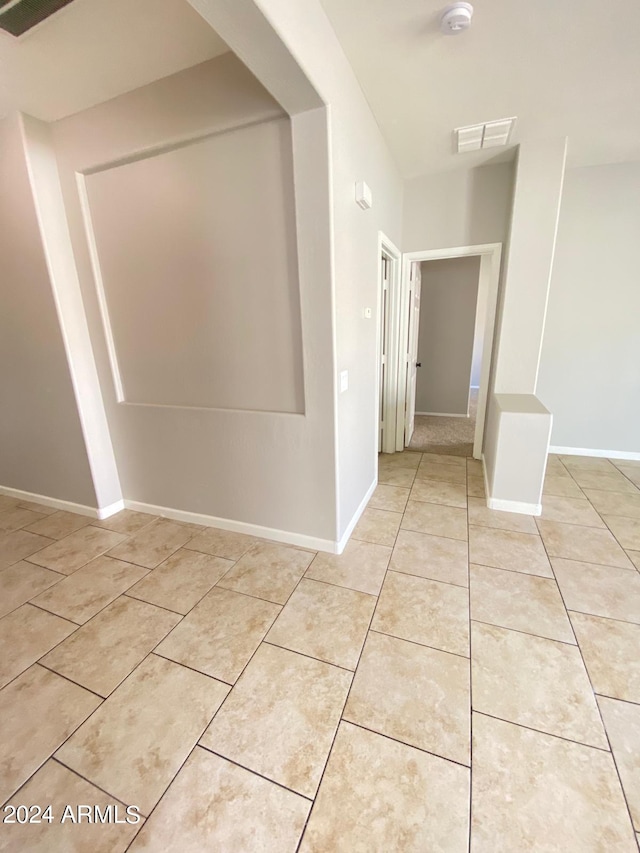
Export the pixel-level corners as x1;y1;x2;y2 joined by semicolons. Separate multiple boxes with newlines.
403;161;515;251
416;256;481;415
85;116;303;413
537;161;640;453
0;113;96;504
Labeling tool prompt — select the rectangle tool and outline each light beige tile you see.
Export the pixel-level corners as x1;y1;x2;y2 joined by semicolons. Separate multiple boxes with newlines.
16;500;57;515
541;494;606;528
390;529;468;587
33;556;148;623
470;564;574;643
571;469;640;494
616;464;640;487
377;464;416;487
107;519;193;569
552;557;640;624
543;474;585;498
422;452;467;468
202;643;351;798
27;526;127;575
603;515;640;550
0;530;53;571
185;526;260;560
401;500;468;541
628;550;640;570
368;483;410;512
562;456;619;474
537;519;634;568
128;746;309;852
598;698;640;833
467;475;486;497
300;721;470;852
155;586;280;684
127;548;233;614
0;495;19;512
352;507;401;546
0;665;100;804
379;451;422;470
305;539;391;595
266;578;376;670
373;570;469;656
409;478;467;508
0;506;48;532
468;497;538;534
217;542;313;604
471;712;637;853
415;460;467;485
545;456;568;476
586;490;640;519
57;655;229;816
25;511;92;540
569;611;640;703
93;509;156;535
467;458;483;476
344;631;470;765
1;759;142;852
0;603;77;688
42;596;180;696
472;622;607;748
0;561;62;618
469;525;552;577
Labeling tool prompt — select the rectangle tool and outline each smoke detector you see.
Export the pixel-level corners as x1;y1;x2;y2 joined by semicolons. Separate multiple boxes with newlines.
440;2;473;35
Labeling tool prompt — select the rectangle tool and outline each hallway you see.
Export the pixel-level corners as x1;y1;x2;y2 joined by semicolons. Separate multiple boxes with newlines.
0;451;639;850
408;388;478;457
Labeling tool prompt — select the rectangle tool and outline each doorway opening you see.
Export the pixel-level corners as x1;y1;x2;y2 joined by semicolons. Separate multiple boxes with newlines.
397;243;502;459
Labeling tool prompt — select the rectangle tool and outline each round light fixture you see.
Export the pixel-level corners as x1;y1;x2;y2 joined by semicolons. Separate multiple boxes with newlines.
440;2;473;35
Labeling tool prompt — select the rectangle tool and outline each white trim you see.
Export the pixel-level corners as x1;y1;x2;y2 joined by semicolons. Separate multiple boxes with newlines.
415;411;469;418
335;478;377;555
549;446;640;461
0;485;110;520
487;496;542;516
97;500;126;520
398;243;502;460
123;499;340;554
470;385;480;389
377;233;402;455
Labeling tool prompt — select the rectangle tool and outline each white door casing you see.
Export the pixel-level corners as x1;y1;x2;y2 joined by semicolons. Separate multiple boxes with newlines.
404;261;421;446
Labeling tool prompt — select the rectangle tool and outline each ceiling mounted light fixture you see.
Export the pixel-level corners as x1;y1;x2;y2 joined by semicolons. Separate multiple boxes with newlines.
440;2;473;35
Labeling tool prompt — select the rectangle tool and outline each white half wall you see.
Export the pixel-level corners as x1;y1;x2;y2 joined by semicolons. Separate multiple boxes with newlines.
537;162;640;455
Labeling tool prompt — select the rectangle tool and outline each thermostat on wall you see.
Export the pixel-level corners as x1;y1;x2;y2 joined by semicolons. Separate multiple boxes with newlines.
355;181;372;210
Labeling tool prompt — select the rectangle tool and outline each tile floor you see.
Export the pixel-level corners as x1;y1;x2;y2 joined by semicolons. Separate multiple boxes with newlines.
0;453;639;850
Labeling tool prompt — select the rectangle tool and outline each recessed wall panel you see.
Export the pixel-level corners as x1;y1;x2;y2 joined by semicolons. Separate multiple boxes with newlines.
84;117;304;413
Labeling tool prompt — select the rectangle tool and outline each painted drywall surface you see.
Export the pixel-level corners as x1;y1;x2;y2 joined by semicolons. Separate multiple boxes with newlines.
84;117;303;413
0;114;96;505
52;54;337;538
244;0;404;537
403;162;515;252
492;139;567;394
416;256;480;415
470;275;488;387
537;162;640;453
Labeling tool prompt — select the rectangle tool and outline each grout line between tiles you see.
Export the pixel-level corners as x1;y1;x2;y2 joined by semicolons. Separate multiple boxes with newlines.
472;710;611;754
470;618;578;647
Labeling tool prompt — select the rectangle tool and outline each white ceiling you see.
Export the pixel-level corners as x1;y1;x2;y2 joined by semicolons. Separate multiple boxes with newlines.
0;0;228;121
320;0;640;177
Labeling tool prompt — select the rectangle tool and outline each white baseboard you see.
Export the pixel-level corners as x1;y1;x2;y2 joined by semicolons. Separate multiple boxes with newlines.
0;485;107;519
416;411;469;418
123;499;340;554
97;500;125;520
549;445;640;461
335;478;377;555
486;496;542;516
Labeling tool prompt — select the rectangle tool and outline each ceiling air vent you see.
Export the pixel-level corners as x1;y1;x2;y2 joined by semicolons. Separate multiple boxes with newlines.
0;0;77;37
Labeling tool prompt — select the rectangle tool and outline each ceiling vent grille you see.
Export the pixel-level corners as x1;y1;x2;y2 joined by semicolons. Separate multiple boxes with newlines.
454;117;517;153
0;0;76;37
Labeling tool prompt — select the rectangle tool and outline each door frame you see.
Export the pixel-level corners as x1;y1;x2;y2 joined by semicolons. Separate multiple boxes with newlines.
376;232;402;455
397;243;502;459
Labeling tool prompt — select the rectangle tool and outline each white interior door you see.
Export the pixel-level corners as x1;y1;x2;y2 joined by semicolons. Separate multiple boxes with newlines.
404;262;421;445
